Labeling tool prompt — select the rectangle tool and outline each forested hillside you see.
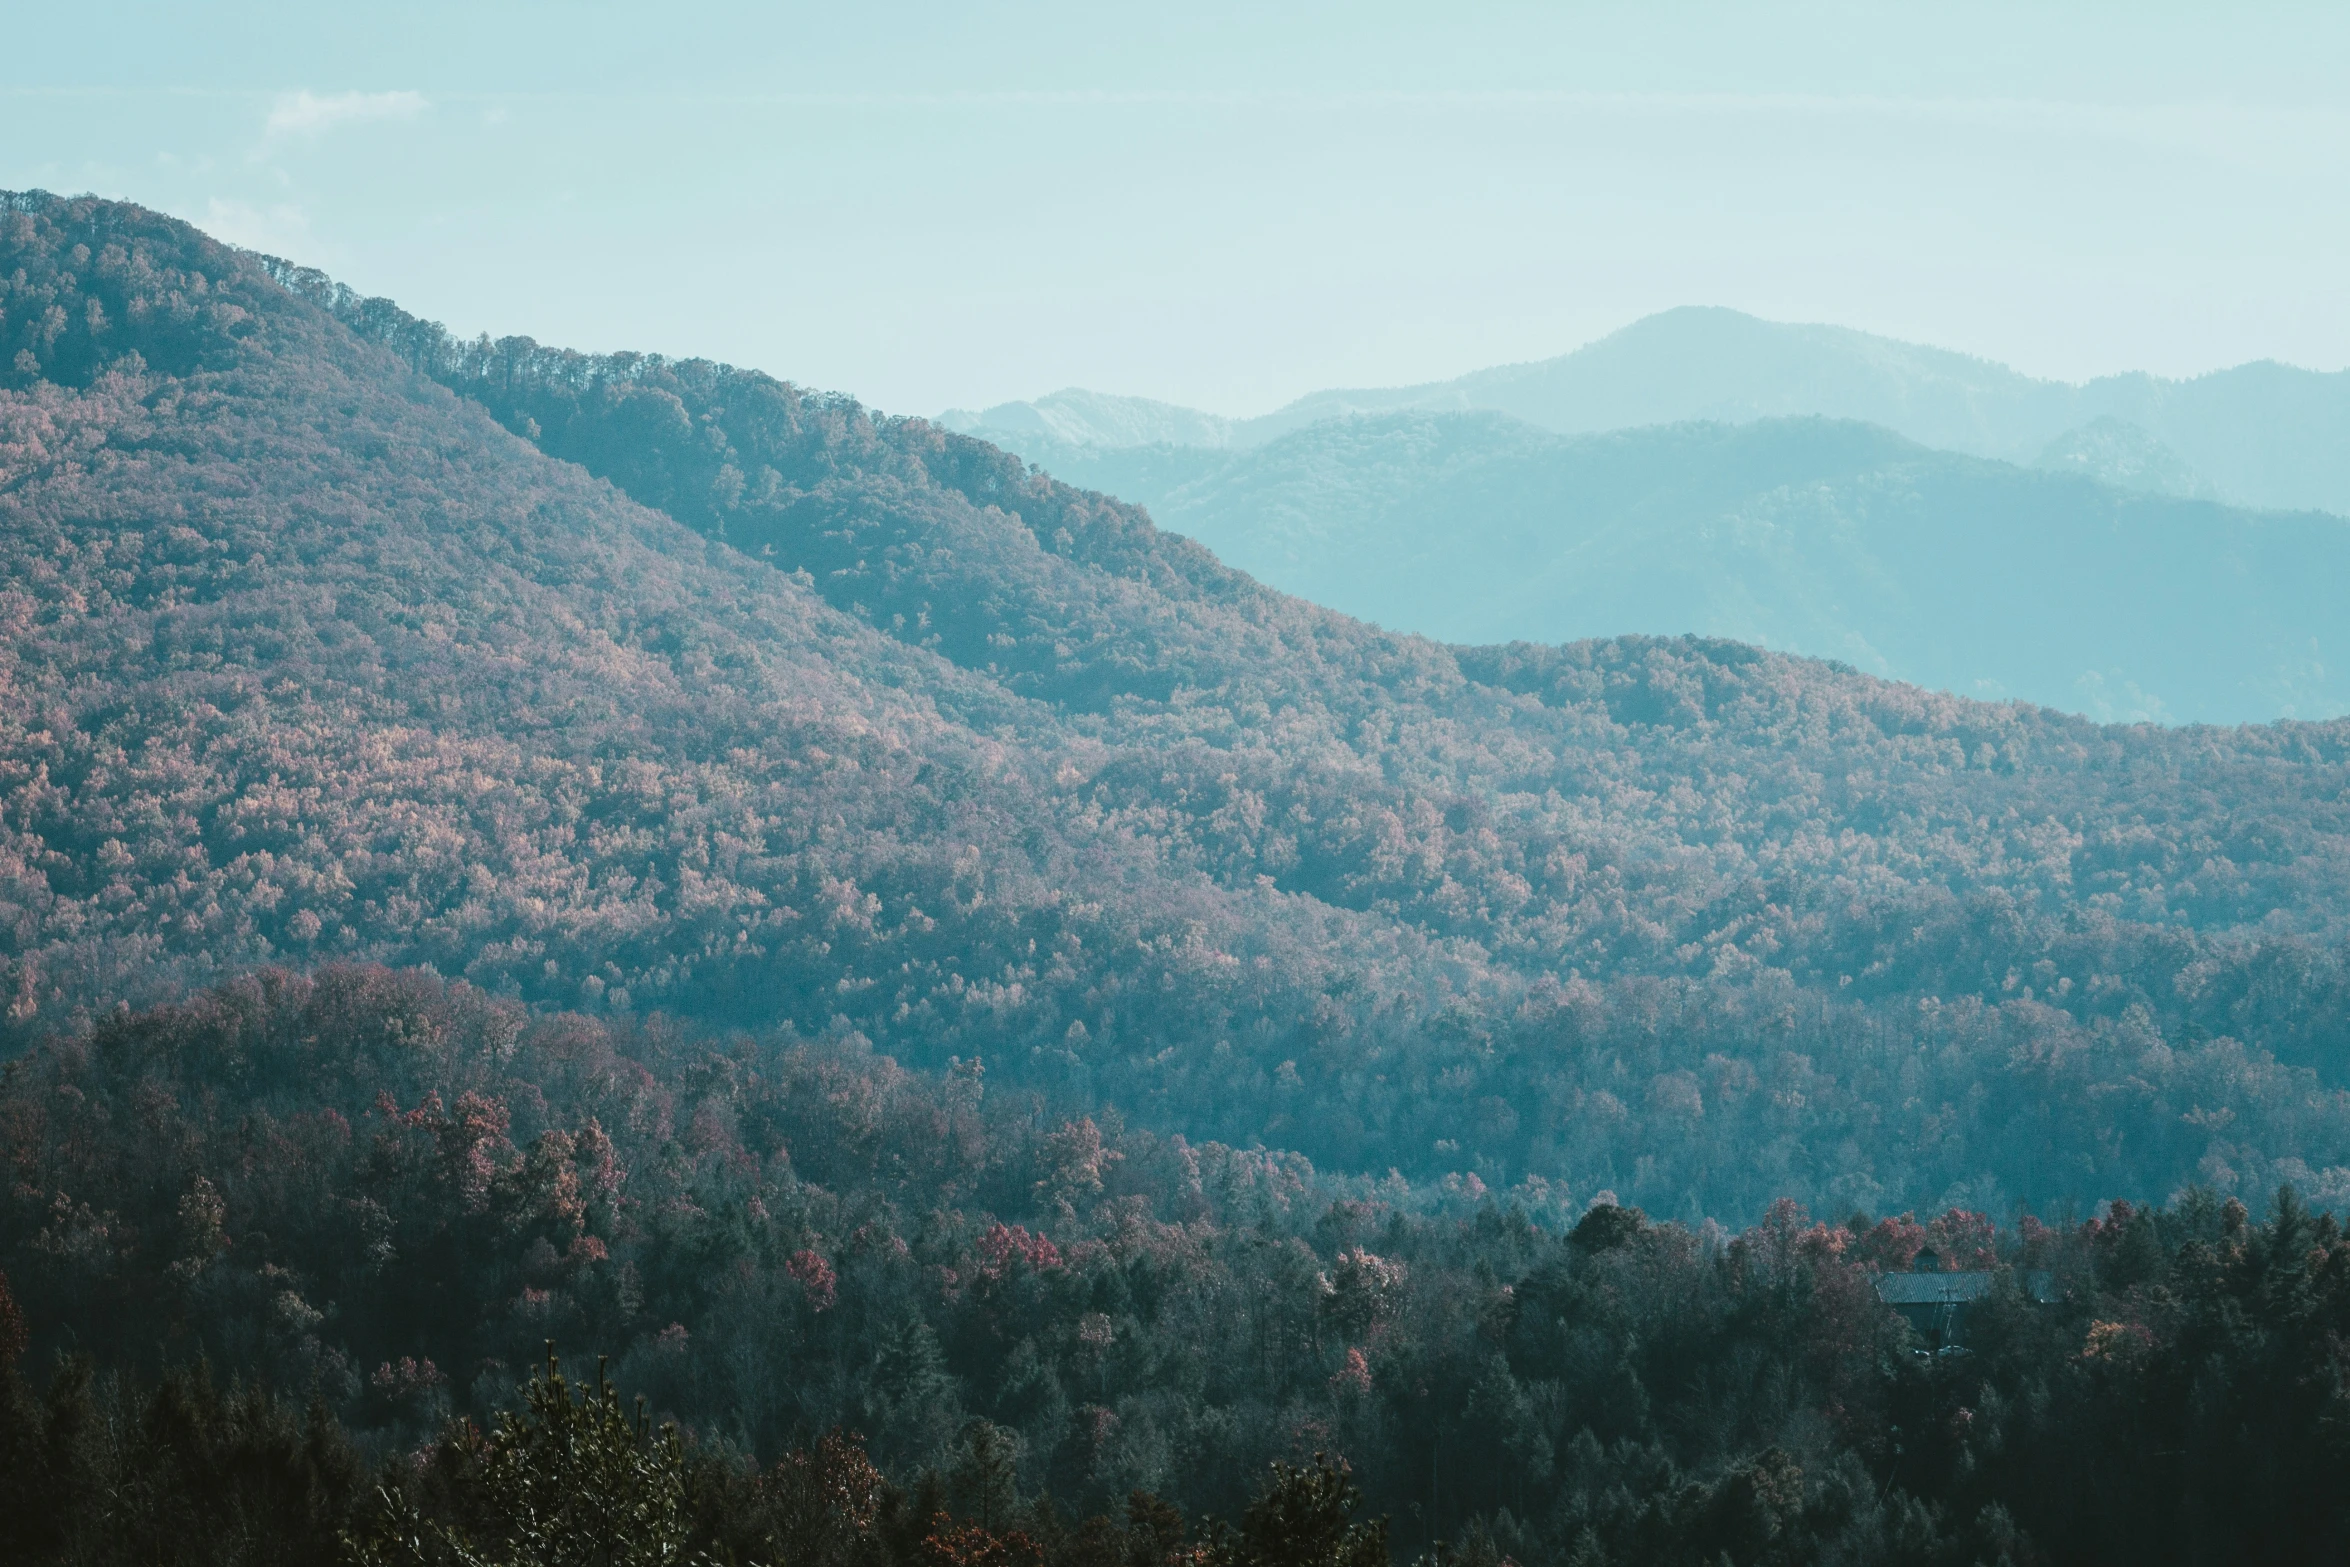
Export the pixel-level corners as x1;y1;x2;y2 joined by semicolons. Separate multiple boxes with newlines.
7;969;2350;1567
1022;410;2350;723
8;191;2350;1232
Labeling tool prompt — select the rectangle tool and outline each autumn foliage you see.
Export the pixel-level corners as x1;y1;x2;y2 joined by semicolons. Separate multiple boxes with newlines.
0;191;2347;1225
0;970;2342;1561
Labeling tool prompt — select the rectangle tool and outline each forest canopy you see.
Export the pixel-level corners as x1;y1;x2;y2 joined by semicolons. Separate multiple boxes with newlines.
5;967;2349;1566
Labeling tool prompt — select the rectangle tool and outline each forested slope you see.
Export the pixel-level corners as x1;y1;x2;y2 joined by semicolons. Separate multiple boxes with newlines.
6;193;2350;1220
6;968;2350;1567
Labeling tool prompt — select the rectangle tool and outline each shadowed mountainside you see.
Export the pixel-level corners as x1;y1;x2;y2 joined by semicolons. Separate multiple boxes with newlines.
1026;410;2350;724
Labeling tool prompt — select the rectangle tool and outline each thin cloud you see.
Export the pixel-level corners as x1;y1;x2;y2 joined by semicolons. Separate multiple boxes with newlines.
265;89;427;138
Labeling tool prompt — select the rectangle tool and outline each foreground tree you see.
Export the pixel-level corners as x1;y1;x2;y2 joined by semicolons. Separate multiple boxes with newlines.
1209;1456;1388;1567
349;1350;720;1567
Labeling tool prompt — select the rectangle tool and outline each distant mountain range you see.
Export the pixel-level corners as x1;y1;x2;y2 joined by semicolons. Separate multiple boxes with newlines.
1022;411;2350;724
944;306;2350;514
945;309;2350;722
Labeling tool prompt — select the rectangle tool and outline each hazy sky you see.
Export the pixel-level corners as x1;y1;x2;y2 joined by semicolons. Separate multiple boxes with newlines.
7;2;2347;417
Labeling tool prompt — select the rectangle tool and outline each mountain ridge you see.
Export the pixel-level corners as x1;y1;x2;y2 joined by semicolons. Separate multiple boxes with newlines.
949;305;2350;514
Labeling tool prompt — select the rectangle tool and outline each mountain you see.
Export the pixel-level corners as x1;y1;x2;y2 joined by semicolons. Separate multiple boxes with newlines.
952;306;2350;514
939;387;1244;449
1030;411;2350;724
2033;415;2219;499
7;193;2350;1222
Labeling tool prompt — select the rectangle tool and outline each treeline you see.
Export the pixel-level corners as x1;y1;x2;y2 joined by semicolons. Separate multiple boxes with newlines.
5;968;2350;1564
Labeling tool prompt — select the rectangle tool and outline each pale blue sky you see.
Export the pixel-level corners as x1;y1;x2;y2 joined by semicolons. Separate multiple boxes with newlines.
7;3;2348;417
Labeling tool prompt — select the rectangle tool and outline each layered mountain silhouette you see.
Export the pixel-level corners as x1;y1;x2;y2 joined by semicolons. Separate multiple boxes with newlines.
1030;411;2350;724
6;192;2350;1214
946;306;2350;515
951;310;2349;724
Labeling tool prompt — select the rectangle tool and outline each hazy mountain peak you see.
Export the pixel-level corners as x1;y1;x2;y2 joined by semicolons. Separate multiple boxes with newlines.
2033;416;2218;499
939;386;1239;449
952;305;2350;513
1561;304;2046;390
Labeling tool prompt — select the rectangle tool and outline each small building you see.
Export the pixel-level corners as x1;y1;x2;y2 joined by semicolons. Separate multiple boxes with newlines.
1874;1247;2059;1351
